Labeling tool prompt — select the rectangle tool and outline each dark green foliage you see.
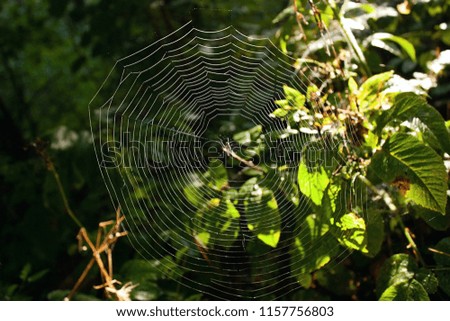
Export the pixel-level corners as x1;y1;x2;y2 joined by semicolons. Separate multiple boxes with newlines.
1;0;450;301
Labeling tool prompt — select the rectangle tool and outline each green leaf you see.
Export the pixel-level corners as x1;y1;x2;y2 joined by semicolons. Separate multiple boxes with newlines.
290;214;340;281
377;254;435;300
358;71;393;111
283;85;306;108
295;273;313;289
233;125;262;145
183;173;206;207
414;206;450;231
208;159;228;190
376;254;417;296
365;210;384;257
193;198;240;248
435;270;450;297
369;33;416;61
120;259;162;283
316;264;357;296
377;93;450;154
27;269;49;283
298;161;330;206
348;77;358;94
369;133;447;214
379;280;429;301
19;263;32;282
331;212;368;253
416;269;438;294
48;290;100;301
244;187;281;248
270;108;289;118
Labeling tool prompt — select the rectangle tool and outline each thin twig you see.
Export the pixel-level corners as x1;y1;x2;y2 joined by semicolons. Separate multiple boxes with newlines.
325;0;371;76
32;141;83;228
222;143;266;173
293;0;307;40
65;208;130;301
65;258;95;301
428;247;450;258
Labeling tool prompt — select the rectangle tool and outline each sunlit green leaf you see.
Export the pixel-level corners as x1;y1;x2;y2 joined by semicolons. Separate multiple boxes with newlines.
298;161;329;206
233;125;262;145
370;32;416;61
376;253;417;296
290;214;340;283
369;133;447;214
208;159;228;190
358;71;393;111
377;93;450;154
193;198;240;248
283;85;306;108
379;280;429;301
270;108;289;118
331;212;368;253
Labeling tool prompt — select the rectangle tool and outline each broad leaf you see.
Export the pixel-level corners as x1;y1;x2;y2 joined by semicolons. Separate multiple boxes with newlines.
331;212;368;253
298;161;330;206
369;33;416;61
414;206;450;231
435;270;450;297
376;253;437;300
283;85;306;108
416;269;438;294
193;198;240;249
358;71;393;111
379;280;429;301
369;133;447;214
243;185;281;248
290;214;340;286
377;93;450;153
233;125;262;145
365;210;384;257
208;159;228;190
376;254;417;296
270;108;289;118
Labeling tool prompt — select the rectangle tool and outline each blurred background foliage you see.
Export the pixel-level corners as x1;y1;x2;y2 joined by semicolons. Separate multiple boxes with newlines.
0;0;449;300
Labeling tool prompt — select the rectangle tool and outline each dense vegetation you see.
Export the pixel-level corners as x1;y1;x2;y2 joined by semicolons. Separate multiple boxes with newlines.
1;0;450;301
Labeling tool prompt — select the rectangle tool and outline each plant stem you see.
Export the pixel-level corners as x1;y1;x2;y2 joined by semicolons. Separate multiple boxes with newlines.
398;220;426;266
326;0;371;76
222;143;266;173
49;164;83;228
33;140;83;228
428;247;450;258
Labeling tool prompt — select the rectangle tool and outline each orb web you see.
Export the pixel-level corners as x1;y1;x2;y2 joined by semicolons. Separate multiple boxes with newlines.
89;21;364;300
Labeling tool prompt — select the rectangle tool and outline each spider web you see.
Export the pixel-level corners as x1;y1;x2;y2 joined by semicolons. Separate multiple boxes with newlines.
89;20;363;300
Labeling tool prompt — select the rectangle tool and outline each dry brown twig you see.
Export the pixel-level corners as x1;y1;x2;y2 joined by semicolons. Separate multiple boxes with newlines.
222;142;266;173
65;208;135;301
32;140;133;300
